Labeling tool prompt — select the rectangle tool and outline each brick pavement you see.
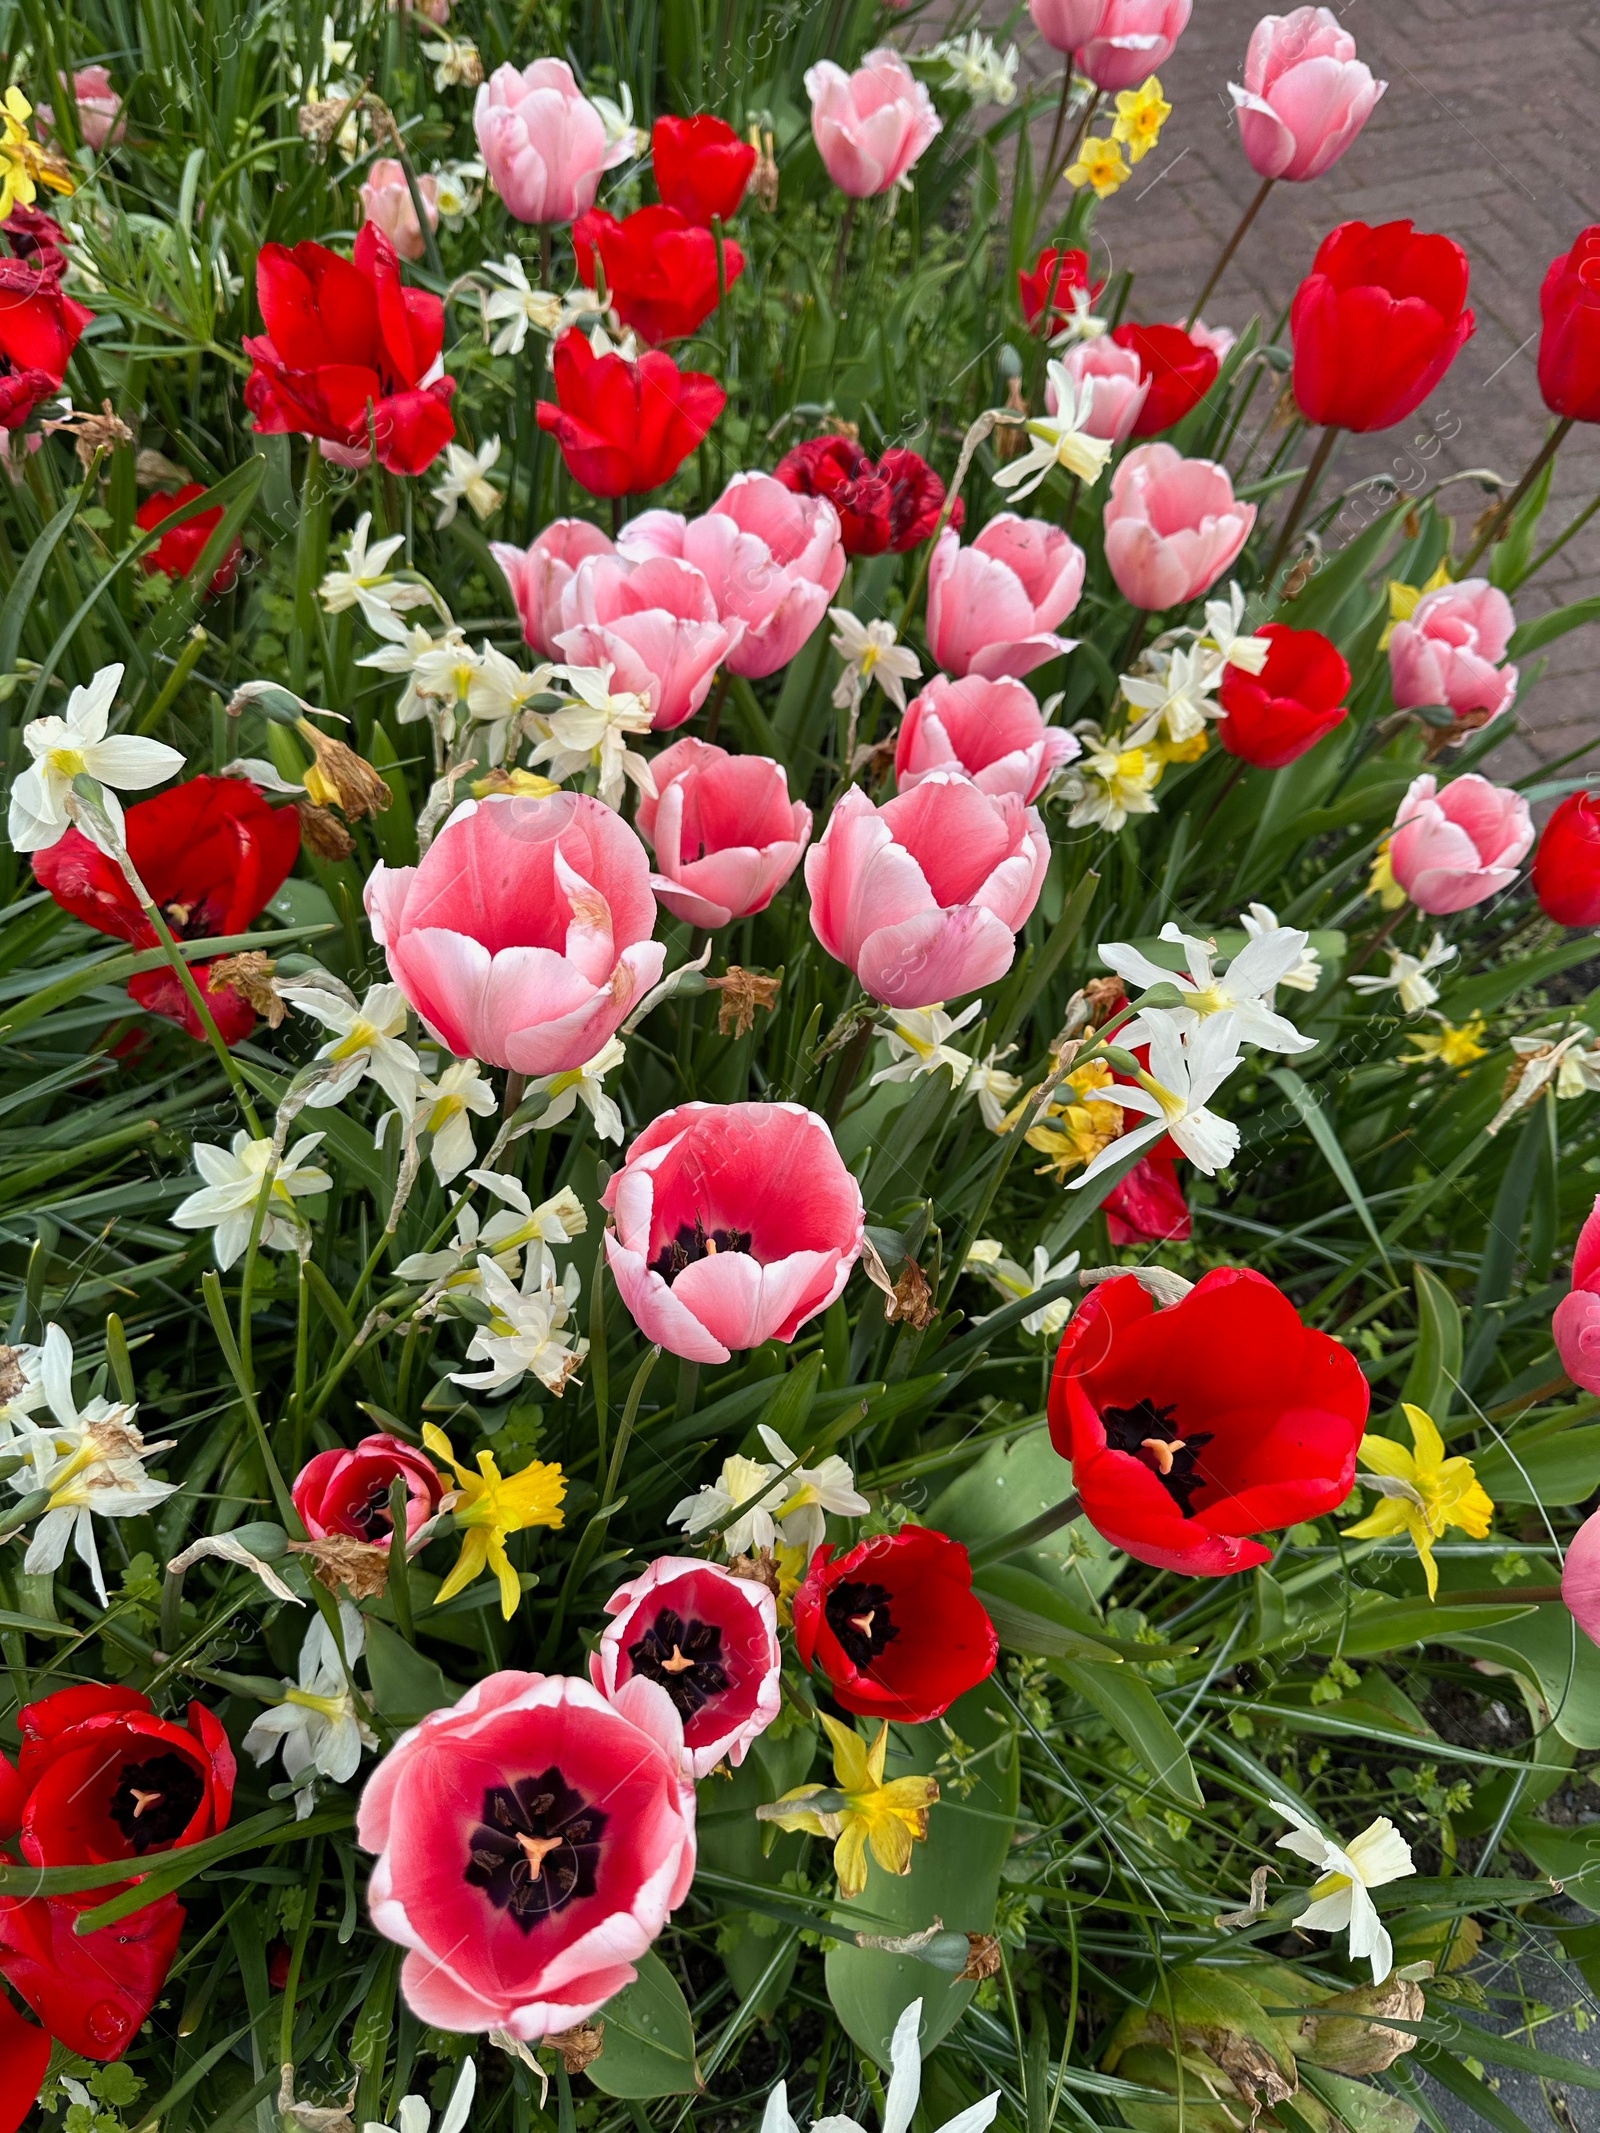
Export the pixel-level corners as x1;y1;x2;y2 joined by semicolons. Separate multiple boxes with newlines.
998;0;1600;778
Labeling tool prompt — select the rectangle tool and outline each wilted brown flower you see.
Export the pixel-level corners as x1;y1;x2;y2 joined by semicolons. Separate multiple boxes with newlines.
209;952;287;1030
0;1345;25;1405
708;966;781;1038
749;125;779;212
544;2021;605;2074
287;1534;391;1600
297;720;392;819
295;796;357;860
727;1548;781;1597
959;1933;1002;1981
887;1257;936;1331
994;374;1029;462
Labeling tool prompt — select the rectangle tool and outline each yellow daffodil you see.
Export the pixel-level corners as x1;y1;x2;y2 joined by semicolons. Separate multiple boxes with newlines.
1024;1059;1124;1182
1379;560;1452;649
1111;76;1171;164
1065;134;1129;199
1342;1403;1494;1599
1152;729;1209;768
0;86;74;221
755;1714;938;1897
1402;1017;1489;1071
422;1422;566;1619
1367;837;1407;909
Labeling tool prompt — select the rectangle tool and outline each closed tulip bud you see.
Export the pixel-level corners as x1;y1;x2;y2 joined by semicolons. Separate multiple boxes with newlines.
1230;8;1386;183
1538;225;1600;423
1533;789;1600;926
1291;218;1474;433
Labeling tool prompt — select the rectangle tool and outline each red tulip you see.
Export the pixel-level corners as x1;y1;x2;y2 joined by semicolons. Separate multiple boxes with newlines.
536;328;725;497
772;435;958;555
1113;322;1221;435
793;1526;998;1723
0;255;91;429
1538;226;1600;423
2;206;70;275
1554;1196;1600;1396
573;205;743;345
1534;789;1600;927
243;224;456;475
653;113;756;226
136;483;242;595
293;1432;445;1542
1018;246;1097;336
1290;218;1474;433
1217;621;1351;768
32;775;302;1042
1048;1267;1369;1576
1102;1148;1191;1246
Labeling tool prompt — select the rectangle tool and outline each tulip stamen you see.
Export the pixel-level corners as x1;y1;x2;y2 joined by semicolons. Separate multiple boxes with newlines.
465;1771;607;1931
659;1645;696;1673
1102;1397;1216;1516
129;1786;163;1819
628;1606;729;1717
825;1578;899;1668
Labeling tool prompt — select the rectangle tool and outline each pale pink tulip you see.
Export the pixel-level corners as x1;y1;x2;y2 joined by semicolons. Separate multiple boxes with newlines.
1387;772;1533;916
38;64;125;150
1103;442;1256;610
1029;0;1193;92
1563;1507;1600;1652
1555;1197;1600;1398
494;519;616;657
473;59;629;226
635;737;811;929
359;159;441;263
806;773;1048;1007
555;553;742;730
602;1101;864;1364
1053;339;1151;443
925;514;1085;681
804;48;942;199
619;472;845;678
1230;8;1386;183
364;792;664;1076
1388;578;1519;727
896;674;1079;802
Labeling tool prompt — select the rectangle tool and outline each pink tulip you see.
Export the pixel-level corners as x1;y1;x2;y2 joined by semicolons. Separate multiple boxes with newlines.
1189;317;1238;361
555;552;742;730
364;792;665;1076
1388;578;1519;727
1563;1507;1600;1652
925;514;1085;681
635;737;811;929
359;159;441;263
493;518;616;657
1103;442;1257;610
896;674;1079;802
1555;1197;1600;1398
70;65;124;150
358;1669;695;2036
473;59;628;226
602;1101;865;1364
804;48;942;199
807;774;1048;1007
1231;8;1386;183
1053;338;1151;443
1387;772;1534;916
1029;0;1193;92
619;472;845;678
592;1558;782;1779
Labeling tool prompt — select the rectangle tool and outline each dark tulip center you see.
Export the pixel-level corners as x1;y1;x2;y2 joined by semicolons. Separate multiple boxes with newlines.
627;1606;729;1719
464;1769;607;1933
650;1215;753;1281
824;1579;899;1669
1101;1397;1214;1515
109;1751;206;1852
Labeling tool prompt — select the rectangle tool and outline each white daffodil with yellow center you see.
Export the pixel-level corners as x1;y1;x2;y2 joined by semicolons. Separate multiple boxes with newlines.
1240;901;1321;992
760;1995;997;2133
411;1057;497;1182
245;1601;377;1818
319;512;436;636
829;609;922;715
451;1252;589;1400
1200;582;1271;677
1103;919;1316;1054
1061;726;1162;833
171;1129;332;1268
1073;1010;1245;1193
9;663;184;855
756;1424;872;1557
281;980;423;1116
967;1239;1080;1337
431;437;503;529
994;361;1114;504
1349;931;1458;1015
527;1033;627;1142
481;255;565;356
532;664;657;809
1121;643;1223;747
1272;1799;1416;1984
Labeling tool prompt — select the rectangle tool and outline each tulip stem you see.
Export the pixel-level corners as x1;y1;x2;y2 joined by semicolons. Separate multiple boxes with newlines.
1457;418;1574;576
1265;424;1339;586
1040;64;1075;212
968;1492;1083;1570
830;199;857;308
1187;177;1274;332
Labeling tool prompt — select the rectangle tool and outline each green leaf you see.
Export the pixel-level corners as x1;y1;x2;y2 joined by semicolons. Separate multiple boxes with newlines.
1399;1263;1463;1424
0;924;332;1041
974;1562;1125;1662
1054;1659;1203;1806
586;1951;699;2098
1317;1597;1537;1658
926;1426;1122;1607
1476;1422;1600;1504
1415;2044;1541;2133
1437;1602;1600;1749
1269;1068;1393;1276
1507;592;1600;657
362;1617;462;1724
0;462;96;677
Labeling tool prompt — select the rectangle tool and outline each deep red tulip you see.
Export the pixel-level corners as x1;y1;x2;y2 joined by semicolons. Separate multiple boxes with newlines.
653;113;756;226
1048;1268;1369;1576
537;328;726;497
793;1526;998;1723
1112;321;1220;435
574;205;743;345
3;205;70;275
1538;226;1600;423
244;224;456;475
293;1432;445;1542
32;774;302;1042
772;435;958;555
1290;218;1474;433
1533;789;1600;927
1217;621;1351;769
1102;1148;1191;1246
137;484;243;596
0;255;91;429
1017;246;1097;336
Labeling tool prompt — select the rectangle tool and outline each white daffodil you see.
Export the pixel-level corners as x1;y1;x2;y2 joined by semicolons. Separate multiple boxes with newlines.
926;31;1019;104
395;1175;585;1296
421;32;484;90
1201;582;1270;676
431;158;484;225
829;610;921;715
590;81;647;162
431;437;503;528
1059;724;1161;833
450;1252;588;1397
870;1001;984;1092
9;664;183;854
1047;280;1109;347
319;513;436;638
1271;1799;1415;1985
1073;1010;1245;1192
994;362;1114;503
1121;643;1222;747
756;1426;871;1558
245;1602;377;1819
358;622;470;725
963;1050;1025;1131
281;980;422;1114
1241;902;1321;992
1105;920;1316;1055
1349;931;1457;1016
531;664;656;809
171;1131;332;1268
0;1336;47;1448
669;1452;782;1556
528;1034;627;1142
463;642;553;766
482;255;565;356
762;1998;998;2133
362;2059;476;2133
966;1240;1079;1338
1487;1023;1600;1135
415;1058;497;1183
